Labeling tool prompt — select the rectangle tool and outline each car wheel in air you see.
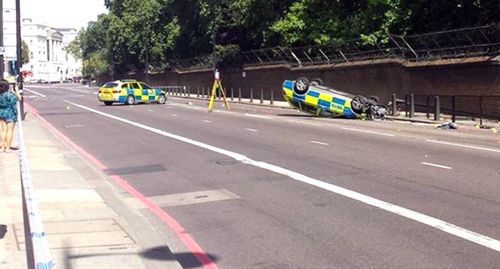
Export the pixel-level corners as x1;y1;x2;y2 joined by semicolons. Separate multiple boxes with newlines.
368;95;380;104
351;96;365;114
104;101;113;106
293;77;310;95
125;95;135;105
311;77;324;86
157;94;166;104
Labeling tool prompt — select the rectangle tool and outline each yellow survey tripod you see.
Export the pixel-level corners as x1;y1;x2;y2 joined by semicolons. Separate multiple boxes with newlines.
208;69;230;112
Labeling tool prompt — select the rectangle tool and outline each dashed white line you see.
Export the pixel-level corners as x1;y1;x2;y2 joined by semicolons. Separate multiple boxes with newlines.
202;120;211;123
341;127;395;137
310;140;329;146
426;139;500;153
24;89;46;97
245;128;258;132
286;120;322;126
170;114;178;117
245;113;271;119
421;162;452;170
64;100;500;254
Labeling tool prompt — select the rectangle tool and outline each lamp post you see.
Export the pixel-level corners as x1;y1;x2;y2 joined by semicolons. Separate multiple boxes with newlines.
0;0;4;79
16;0;24;119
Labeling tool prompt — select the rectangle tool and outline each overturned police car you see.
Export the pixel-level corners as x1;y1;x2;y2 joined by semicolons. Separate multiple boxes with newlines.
282;77;387;119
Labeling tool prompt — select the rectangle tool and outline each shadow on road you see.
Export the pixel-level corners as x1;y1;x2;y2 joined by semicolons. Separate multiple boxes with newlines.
142;246;219;268
62;244;219;269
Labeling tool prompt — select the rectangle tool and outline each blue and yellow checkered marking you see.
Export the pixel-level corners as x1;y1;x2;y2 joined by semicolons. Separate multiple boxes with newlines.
308;91;320;98
282;80;360;118
99;83;164;104
293;93;305;101
333;97;345;106
318;99;330;109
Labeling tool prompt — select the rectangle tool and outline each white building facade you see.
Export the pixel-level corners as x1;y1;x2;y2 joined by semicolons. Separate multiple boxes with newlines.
2;0;19;78
20;18;81;82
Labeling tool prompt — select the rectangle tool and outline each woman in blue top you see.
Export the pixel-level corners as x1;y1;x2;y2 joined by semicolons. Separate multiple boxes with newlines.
0;80;21;153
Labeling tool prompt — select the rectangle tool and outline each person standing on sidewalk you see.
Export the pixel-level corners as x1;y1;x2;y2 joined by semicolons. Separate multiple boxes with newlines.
0;80;21;153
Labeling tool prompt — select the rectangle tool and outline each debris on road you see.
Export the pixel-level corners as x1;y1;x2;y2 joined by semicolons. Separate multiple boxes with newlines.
437;122;458;129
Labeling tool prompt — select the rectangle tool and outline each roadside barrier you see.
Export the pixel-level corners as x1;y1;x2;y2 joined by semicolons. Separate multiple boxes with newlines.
401;93;500;122
16;101;55;269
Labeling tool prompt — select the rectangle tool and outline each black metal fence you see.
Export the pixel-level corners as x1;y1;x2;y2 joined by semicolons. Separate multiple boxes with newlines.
169;24;500;70
401;94;500;122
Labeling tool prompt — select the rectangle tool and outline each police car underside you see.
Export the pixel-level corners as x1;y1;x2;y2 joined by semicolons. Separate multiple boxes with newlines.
282;78;386;119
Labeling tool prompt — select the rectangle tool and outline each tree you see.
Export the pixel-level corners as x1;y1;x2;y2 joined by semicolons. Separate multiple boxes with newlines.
21;40;30;65
76;0;500;75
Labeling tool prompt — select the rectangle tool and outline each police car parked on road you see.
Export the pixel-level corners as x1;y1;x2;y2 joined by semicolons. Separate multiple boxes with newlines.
98;79;167;106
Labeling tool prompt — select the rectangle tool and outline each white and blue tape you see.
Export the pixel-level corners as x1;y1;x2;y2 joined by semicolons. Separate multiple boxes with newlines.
16;101;55;269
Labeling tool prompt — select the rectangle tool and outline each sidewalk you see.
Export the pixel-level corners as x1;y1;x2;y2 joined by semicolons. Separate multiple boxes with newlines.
0;112;183;269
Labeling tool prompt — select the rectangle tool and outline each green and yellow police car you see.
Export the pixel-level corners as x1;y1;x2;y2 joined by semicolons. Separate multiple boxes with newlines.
98;79;167;106
282;77;386;119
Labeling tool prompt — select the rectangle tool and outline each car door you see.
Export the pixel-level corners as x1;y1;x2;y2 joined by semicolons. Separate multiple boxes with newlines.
140;82;155;102
130;83;142;101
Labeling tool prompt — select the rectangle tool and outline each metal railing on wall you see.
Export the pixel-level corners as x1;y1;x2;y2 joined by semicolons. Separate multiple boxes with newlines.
168;24;500;70
158;85;280;106
401;93;500;123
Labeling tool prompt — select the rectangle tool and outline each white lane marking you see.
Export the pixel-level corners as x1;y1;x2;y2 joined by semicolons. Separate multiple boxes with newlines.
421;162;452;170
65;100;500;253
170;114;177;117
310;140;329;146
245;113;271;119
286;119;322;126
24;88;46;97
342;127;395;137
426;139;500;153
203;120;211;123
245;128;258;132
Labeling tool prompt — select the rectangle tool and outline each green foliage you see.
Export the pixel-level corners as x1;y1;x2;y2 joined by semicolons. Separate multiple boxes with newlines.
21;40;30;65
77;0;500;74
82;49;110;79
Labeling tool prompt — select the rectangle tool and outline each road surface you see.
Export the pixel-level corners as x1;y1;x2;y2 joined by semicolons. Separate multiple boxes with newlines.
23;84;500;269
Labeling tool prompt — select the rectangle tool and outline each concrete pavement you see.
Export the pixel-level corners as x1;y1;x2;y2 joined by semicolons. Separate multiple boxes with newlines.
0;112;183;269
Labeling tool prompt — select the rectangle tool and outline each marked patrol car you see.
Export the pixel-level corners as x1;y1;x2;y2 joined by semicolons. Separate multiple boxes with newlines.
98;79;167;106
282;77;386;119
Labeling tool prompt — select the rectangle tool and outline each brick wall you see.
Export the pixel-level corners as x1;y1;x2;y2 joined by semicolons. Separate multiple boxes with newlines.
98;59;500;118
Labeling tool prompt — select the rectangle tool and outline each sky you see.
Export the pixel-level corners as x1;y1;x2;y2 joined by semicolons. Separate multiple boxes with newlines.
19;0;108;30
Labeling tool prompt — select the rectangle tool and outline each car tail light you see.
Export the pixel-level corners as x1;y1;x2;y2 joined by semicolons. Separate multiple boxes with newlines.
98;89;102;93
113;89;121;93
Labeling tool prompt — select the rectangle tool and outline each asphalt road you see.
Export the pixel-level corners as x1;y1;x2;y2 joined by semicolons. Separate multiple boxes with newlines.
23;84;500;269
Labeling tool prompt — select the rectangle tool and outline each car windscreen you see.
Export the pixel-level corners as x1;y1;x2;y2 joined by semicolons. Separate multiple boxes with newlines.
102;82;118;88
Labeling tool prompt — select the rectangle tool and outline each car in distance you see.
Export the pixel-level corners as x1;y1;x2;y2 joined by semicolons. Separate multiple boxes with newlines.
98;79;167;106
282;77;386;119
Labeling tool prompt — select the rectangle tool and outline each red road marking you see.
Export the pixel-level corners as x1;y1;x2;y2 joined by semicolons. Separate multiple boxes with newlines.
25;102;219;269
